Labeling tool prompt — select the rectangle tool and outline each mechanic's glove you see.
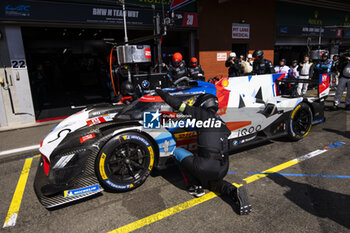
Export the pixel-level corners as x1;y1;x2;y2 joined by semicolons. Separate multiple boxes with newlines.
156;89;183;110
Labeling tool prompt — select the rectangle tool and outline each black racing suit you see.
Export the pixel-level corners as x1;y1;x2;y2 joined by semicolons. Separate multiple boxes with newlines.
225;58;242;77
167;61;189;82
252;58;275;75
188;65;205;81
156;89;237;196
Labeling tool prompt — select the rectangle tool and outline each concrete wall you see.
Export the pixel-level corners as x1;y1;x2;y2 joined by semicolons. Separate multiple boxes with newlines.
198;0;276;78
0;26;35;127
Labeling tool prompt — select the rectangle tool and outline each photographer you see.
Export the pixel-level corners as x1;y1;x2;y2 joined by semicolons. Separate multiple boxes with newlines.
225;52;242;77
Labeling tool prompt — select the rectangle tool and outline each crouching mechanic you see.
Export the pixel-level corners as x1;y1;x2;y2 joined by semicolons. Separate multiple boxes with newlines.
155;89;252;215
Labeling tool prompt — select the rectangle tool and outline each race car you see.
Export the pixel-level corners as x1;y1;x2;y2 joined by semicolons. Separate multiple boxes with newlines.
34;73;330;208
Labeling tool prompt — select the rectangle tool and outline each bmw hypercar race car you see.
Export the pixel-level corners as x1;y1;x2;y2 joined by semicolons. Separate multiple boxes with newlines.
34;73;330;208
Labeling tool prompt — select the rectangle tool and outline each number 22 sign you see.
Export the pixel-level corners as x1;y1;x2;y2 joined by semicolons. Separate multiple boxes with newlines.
11;59;26;69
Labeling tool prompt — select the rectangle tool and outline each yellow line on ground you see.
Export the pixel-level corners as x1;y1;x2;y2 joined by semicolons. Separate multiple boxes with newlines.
108;149;329;233
3;157;34;228
33;154;41;158
110;192;218;233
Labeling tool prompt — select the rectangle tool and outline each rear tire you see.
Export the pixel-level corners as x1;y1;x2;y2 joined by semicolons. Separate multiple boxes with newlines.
95;132;155;192
288;102;312;141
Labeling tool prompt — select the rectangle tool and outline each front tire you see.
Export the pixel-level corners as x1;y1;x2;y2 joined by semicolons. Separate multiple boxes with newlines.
288;102;312;141
95;132;155;192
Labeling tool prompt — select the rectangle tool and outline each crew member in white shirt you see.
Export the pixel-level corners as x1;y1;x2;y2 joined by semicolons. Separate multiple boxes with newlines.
274;58;290;75
297;55;314;95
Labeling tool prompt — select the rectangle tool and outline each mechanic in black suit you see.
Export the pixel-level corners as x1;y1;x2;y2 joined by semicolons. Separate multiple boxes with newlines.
156;89;251;215
166;52;189;81
252;50;275;75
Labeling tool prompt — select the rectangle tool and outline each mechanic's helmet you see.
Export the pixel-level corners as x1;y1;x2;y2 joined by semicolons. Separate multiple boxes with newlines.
280;58;286;64
253;50;264;59
292;59;298;64
190;57;198;67
194;94;219;113
247;54;253;59
121;81;135;96
322;52;329;59
172;52;183;67
229;52;236;58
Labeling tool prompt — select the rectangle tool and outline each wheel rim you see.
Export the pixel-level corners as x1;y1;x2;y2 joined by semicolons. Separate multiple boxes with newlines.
292;108;311;136
105;142;149;183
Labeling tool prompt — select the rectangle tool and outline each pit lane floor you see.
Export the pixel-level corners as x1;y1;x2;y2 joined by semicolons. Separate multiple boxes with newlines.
0;105;349;233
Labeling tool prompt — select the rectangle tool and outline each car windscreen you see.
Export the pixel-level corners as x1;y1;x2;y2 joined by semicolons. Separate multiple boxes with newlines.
117;101;166;120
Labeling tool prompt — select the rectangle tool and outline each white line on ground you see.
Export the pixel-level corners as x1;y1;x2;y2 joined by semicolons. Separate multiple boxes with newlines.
0;145;40;157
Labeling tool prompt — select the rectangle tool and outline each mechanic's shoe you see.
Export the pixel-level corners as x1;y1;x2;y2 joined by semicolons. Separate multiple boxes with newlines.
232;186;251;215
188;185;205;198
346;105;350;111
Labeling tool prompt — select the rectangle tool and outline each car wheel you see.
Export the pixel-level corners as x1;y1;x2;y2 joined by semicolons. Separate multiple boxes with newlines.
95;132;155;192
288;102;312;141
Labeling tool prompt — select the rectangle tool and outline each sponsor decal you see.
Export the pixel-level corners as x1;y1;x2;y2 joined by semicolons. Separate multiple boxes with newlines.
318;73;330;97
174;131;197;141
145;48;151;59
123;135;150;146
233;136;255;146
174;131;197;152
80;133;96;143
237;125;262;137
105;180;134;189
161;140;170;153
141;80;150;88
86;115;114;126
5;4;31;17
184;96;196;106
64;184;99;198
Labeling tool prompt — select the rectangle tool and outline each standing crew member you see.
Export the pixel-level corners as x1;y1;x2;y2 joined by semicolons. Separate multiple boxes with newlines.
315;52;332;74
297;55;314;95
188;57;205;81
274;58;290;75
225;52;242;77
334;53;350;110
331;54;340;88
252;50;274;75
155;89;252;215
167;52;188;81
289;60;299;79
